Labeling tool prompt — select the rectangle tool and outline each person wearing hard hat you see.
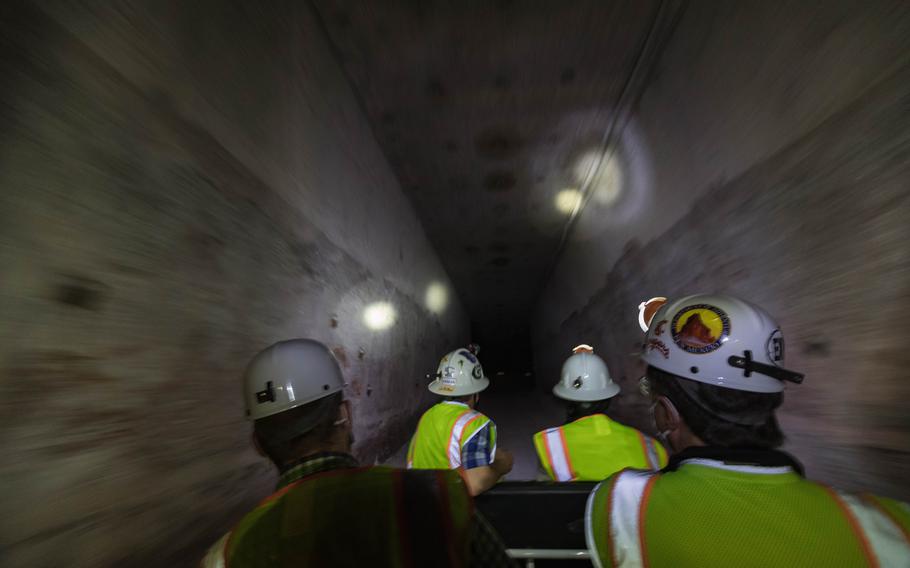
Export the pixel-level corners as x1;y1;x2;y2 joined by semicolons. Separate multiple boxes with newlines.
201;339;515;567
532;345;667;482
407;346;514;496
586;295;910;567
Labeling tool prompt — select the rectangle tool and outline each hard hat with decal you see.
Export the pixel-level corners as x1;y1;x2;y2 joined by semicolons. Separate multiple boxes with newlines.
428;348;489;396
243;339;346;420
553;344;620;402
641;294;804;393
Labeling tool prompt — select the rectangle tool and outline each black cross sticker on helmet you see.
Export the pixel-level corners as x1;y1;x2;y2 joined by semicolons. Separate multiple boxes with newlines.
255;381;275;404
728;350;804;384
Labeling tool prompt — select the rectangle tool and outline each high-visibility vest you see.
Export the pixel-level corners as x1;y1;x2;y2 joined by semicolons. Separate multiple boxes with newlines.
201;466;473;568
407;401;495;469
533;414;667;482
586;459;910;567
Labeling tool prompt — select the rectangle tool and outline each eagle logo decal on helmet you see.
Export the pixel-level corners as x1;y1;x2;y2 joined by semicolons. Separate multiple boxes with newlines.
671;304;730;354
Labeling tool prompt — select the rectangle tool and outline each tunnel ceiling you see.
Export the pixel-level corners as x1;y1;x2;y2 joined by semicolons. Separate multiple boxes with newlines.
313;0;659;360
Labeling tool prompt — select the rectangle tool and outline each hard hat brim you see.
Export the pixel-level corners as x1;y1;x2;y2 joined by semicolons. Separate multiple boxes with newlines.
552;381;620;402
429;376;489;397
247;384;345;421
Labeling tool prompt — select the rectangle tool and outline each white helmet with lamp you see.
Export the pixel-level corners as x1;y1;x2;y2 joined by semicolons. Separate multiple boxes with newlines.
243;339;346;421
428;347;489;396
553;344;620;402
641;294;803;393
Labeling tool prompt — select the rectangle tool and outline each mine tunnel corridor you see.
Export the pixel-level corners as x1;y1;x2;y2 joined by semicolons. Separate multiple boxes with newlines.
2;1;910;567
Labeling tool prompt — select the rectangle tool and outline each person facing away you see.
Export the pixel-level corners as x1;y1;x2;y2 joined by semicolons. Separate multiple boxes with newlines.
586;294;910;567
407;346;514;496
201;339;514;568
533;345;667;482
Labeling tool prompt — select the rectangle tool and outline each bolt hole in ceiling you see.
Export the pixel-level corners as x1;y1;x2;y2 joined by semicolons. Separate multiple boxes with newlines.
313;1;662;370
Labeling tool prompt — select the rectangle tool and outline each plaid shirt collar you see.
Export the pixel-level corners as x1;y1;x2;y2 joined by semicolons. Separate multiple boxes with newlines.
277;452;360;489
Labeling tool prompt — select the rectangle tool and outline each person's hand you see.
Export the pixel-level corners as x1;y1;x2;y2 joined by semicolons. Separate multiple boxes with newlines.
492;449;514;476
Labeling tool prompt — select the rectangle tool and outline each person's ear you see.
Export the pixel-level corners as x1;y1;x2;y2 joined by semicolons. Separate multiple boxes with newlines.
335;399;352;428
655;396;680;432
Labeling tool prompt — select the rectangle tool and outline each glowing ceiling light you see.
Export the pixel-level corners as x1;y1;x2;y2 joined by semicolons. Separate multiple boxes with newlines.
363;302;397;330
573;150;602;183
555;189;583;214
425;282;448;314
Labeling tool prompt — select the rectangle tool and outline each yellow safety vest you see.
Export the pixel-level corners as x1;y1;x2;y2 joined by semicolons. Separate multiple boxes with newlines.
201;466;473;567
533;414;667;482
586;457;910;567
407;401;495;470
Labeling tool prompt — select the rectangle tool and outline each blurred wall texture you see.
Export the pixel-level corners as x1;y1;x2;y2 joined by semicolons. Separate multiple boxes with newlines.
2;1;910;567
0;2;467;566
535;1;910;502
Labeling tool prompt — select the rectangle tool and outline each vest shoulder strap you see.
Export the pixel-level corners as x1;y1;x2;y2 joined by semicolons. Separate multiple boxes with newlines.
446;410;483;468
540;427;575;481
826;487;910;567
586;468;659;568
200;532;229;568
636;431;662;471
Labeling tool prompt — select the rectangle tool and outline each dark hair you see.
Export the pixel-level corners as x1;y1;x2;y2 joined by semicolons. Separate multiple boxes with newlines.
566;398;612;423
254;392;343;466
647;366;785;448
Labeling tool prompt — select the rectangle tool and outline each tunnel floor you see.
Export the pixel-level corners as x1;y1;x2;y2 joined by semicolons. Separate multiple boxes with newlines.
386;377;565;480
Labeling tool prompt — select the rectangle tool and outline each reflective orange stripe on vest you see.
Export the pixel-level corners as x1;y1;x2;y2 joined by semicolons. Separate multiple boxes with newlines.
637;431;661;470
823;486;878;568
586;468;659;568
589;469;910;568
863;494;910;546
826;487;910;567
542;427;576;481
447;410;481;468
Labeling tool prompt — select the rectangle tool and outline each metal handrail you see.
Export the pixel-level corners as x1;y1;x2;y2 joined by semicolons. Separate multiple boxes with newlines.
506;548;590;559
506;548;591;568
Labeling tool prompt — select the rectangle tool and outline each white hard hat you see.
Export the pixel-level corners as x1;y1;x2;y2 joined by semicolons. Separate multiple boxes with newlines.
243;339;345;420
553;345;620;402
428;348;489;396
641;294;804;393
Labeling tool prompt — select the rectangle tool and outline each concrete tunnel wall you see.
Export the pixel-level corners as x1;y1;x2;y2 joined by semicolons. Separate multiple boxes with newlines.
534;1;910;502
0;2;468;566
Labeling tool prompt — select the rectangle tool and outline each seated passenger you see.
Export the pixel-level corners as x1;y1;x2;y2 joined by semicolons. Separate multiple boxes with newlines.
533;345;667;482
201;339;513;567
407;346;514;496
586;295;910;567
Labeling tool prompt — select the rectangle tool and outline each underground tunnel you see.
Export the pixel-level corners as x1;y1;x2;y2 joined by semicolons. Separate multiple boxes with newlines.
1;1;910;566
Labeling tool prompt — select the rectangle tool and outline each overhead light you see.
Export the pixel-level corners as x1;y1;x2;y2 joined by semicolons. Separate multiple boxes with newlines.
425;282;448;314
363;302;397;330
555;189;583;214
